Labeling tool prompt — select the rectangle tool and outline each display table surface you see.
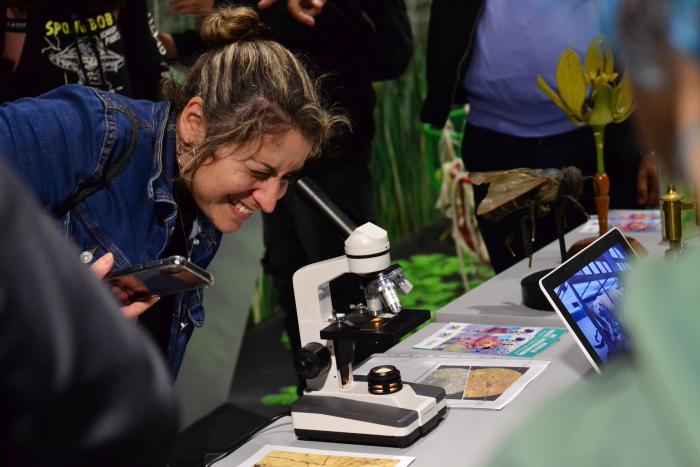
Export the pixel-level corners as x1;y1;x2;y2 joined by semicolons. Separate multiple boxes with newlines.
437;227;664;327
217;221;666;466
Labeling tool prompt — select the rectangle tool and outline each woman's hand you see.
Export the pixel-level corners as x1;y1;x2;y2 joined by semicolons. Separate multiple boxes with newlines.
90;253;159;319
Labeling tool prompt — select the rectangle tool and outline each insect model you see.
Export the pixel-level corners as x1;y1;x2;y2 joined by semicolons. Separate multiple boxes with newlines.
469;167;586;265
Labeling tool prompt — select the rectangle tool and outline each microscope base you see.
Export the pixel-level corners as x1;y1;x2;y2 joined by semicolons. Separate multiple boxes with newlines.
291;382;446;448
294;405;446;448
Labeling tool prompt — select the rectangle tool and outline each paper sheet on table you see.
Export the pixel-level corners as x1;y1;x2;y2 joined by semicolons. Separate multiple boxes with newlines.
412;322;566;357
354;354;550;410
579;210;661;233
236;444;415;466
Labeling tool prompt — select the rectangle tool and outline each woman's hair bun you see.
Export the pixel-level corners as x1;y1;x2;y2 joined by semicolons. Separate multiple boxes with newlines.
200;7;266;48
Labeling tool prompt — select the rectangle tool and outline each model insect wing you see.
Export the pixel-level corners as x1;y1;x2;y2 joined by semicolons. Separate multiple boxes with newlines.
469;169;549;217
539;228;637;373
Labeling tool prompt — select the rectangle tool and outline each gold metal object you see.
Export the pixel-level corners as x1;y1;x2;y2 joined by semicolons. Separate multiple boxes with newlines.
661;184;696;255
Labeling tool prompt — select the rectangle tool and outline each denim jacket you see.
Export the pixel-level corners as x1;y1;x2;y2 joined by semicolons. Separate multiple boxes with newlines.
0;85;222;376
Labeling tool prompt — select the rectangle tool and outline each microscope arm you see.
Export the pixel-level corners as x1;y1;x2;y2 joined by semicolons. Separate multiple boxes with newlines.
293;254;349;349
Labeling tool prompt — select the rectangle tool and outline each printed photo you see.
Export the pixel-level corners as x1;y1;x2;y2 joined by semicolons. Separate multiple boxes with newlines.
463;366;526;401
240;445;414;467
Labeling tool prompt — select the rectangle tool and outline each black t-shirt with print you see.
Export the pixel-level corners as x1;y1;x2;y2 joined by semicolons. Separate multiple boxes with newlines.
1;1;168;102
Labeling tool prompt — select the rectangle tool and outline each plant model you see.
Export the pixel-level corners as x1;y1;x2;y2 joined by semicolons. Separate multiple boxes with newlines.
536;35;634;234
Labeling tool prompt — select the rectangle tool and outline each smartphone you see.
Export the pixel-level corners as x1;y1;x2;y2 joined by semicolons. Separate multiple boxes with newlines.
105;255;214;300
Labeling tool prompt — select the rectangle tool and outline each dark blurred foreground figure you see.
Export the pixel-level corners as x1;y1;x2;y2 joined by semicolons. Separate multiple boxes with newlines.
0;158;177;466
487;1;700;465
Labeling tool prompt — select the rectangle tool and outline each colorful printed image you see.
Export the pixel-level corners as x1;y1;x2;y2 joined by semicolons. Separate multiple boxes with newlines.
554;243;629;363
413;323;566;357
253;450;402;466
420;365;526;401
437;325;537;356
611;212;661;232
580;211;661;233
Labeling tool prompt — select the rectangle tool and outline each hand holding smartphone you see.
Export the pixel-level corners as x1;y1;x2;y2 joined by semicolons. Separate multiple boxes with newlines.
104;255;214;302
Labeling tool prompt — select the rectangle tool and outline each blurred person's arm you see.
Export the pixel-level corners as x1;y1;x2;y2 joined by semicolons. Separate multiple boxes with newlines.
169;0;215;15
0;158;177;466
420;0;484;129
637;151;659;206
161;0;217;61
162;0;326;62
257;0;326;26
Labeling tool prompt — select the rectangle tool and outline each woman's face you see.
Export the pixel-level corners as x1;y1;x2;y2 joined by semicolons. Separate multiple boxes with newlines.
186;129;311;233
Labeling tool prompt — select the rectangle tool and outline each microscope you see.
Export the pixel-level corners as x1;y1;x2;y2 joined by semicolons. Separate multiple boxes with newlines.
289;178;447;448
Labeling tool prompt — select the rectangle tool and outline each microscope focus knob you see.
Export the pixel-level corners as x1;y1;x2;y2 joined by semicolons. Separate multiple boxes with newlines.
295;342;331;380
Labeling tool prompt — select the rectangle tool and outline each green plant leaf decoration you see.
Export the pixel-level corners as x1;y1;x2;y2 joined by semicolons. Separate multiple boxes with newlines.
556;49;587;121
612;72;634;121
536;74;582;124
584;36;604;83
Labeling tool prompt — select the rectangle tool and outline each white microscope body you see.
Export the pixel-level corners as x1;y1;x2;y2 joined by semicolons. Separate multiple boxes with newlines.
290;222;446;447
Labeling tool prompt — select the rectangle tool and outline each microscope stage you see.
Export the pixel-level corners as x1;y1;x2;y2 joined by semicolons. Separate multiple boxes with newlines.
320;309;430;344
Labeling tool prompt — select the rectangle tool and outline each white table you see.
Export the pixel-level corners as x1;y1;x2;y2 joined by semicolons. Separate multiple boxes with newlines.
437;227;664;327
217;219;666;466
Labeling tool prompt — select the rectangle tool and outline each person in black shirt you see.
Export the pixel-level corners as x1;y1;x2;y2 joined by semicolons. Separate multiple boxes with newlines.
1;0;169;102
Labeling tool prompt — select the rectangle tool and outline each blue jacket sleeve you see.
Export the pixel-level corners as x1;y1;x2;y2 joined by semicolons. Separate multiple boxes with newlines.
0;85;110;213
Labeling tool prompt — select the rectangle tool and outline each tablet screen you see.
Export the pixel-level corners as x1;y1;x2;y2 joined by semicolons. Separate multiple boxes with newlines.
553;242;630;364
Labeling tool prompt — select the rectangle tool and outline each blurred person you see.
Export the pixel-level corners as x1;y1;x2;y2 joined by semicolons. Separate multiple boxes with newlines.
0;6;344;378
1;0;169;102
421;0;658;273
0;157;177;467
486;1;700;465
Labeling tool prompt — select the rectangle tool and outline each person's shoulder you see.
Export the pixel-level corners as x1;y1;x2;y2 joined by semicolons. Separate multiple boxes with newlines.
87;87;166;123
5;85;109;123
34;84;104;105
0;85;106;140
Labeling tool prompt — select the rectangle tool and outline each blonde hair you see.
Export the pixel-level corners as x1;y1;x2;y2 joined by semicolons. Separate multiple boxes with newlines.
163;7;346;175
